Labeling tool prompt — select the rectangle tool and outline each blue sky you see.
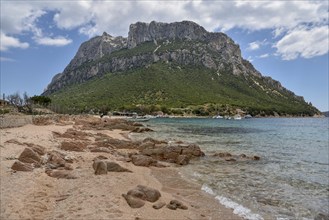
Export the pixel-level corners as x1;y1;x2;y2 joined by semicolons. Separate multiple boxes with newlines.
1;0;328;111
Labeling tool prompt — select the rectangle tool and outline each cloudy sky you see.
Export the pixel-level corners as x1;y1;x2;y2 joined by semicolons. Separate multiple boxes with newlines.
1;0;328;111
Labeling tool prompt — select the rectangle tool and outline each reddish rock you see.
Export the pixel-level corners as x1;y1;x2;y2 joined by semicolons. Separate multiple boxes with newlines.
127;185;161;203
11;161;33;171
18;148;41;164
60;141;87;152
45;170;78;179
176;155;190;165
253;156;260;160
106;161;132;172
131;155;158;167
122;194;145;208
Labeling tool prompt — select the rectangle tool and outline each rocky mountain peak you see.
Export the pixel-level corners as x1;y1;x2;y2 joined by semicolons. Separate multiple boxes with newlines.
127;20;208;49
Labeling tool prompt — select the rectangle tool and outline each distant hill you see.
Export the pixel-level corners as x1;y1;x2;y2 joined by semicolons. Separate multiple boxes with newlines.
323;111;329;117
43;21;320;116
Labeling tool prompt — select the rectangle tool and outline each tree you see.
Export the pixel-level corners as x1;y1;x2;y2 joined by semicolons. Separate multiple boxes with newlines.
30;95;52;106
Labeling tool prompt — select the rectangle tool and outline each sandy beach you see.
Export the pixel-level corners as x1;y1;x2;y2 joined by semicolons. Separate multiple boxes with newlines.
0;115;241;220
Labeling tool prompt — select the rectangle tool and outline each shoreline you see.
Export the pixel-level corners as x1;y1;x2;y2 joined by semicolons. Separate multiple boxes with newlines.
0;115;241;219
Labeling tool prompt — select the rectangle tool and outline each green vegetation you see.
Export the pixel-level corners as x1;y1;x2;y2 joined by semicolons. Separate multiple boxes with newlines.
30;95;52;106
49;62;319;116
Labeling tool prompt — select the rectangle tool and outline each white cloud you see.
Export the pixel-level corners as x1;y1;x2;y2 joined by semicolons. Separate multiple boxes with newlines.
274;26;329;60
247;42;261;51
35;36;72;46
0;57;15;62
0;32;29;51
259;53;269;59
0;0;328;59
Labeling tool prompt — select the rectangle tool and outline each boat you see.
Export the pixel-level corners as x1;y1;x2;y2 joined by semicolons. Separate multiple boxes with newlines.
212;115;223;119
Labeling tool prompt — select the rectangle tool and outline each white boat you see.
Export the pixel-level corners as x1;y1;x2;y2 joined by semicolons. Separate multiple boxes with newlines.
212;115;223;119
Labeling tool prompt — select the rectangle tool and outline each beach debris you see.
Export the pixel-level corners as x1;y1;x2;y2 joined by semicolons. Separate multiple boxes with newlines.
11;161;33;172
152;201;166;209
166;200;188;210
123;185;161;208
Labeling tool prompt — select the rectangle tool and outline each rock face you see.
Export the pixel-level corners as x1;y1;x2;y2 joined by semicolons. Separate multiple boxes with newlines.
43;20;262;95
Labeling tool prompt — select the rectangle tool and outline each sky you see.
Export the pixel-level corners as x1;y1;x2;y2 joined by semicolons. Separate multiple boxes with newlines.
0;0;328;111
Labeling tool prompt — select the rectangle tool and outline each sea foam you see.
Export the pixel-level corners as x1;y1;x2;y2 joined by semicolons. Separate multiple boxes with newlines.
201;184;263;220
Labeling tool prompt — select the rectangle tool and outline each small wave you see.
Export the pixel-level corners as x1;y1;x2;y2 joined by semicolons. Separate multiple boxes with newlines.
201;184;263;220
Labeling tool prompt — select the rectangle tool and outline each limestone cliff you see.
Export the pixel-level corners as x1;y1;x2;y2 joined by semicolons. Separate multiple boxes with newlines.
43;21;265;95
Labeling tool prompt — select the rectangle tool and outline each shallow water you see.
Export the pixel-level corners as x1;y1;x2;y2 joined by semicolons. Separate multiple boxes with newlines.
133;117;329;219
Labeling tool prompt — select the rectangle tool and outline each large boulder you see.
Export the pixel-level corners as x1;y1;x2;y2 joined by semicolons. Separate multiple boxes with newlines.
125;185;161;203
11;161;33;172
18;148;41;164
122;194;145;208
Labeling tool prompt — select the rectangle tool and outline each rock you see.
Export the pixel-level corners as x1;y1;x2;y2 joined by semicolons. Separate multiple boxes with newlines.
176;155;190;165
240;154;247;158
127;185;161;203
94;155;108;160
152;201;166;209
26;144;46;155
11;161;33;171
107;161;132;172
253;156;260;160
46;170;78;179
122;194;145;208
225;158;236;162
132;127;153;133
60;141;87;152
18;148;41;164
90;147;112;153
213;152;232;157
93;160;108;175
131;155;158;167
139;141;155;151
167;200;188;210
181;144;205;157
314;213;329;220
47;151;66;168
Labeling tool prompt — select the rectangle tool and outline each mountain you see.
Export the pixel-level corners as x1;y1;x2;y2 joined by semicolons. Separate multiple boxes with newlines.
43;21;319;116
322;111;329;117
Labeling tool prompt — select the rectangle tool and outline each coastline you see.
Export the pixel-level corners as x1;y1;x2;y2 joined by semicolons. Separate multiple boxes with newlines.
0;115;241;219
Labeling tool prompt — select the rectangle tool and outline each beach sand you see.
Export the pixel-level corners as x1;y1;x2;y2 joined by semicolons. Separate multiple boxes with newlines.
0;115;241;220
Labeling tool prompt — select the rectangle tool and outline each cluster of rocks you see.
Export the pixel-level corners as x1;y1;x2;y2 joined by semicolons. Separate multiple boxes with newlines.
10;142;77;179
122;185;187;211
212;152;260;162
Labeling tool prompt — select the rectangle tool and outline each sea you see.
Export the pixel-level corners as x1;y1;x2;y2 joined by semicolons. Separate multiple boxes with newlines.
132;117;329;220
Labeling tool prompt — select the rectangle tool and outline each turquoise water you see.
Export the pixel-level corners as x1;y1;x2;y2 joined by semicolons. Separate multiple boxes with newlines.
137;118;329;219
